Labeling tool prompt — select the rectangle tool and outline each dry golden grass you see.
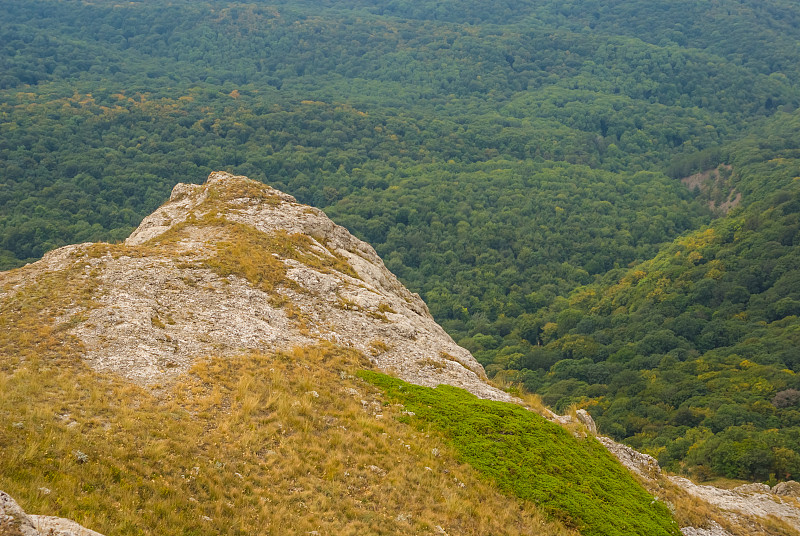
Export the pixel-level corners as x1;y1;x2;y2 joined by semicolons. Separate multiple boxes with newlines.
518;391;550;416
149;218;357;292
0;345;578;535
3;177;775;535
416;357;446;372
204;177;283;207
0;263;95;373
368;339;391;357
366;310;389;322
377;303;396;314
125;177;359;289
203;228;291;294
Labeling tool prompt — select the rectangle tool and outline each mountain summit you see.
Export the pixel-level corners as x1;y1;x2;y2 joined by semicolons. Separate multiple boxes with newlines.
8;171;506;401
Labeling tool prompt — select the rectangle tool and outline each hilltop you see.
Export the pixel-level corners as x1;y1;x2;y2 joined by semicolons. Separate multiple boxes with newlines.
3;0;800;533
6;171;502;400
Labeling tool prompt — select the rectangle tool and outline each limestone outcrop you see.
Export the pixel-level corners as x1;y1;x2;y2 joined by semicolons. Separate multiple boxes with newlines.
597;434;800;533
669;476;800;528
0;491;104;536
4;172;510;402
596;436;661;480
5;171;799;536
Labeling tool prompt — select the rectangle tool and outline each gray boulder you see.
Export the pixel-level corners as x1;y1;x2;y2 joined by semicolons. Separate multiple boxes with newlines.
0;491;104;536
772;480;800;497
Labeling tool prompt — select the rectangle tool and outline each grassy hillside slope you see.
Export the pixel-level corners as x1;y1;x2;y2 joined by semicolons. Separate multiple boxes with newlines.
0;219;679;536
4;0;800;485
0;264;574;535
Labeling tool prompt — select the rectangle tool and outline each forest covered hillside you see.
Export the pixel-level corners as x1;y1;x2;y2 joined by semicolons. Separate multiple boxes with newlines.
3;0;800;484
492;115;800;482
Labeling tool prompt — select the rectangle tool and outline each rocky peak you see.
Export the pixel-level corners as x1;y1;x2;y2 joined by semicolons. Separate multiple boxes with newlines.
6;172;510;401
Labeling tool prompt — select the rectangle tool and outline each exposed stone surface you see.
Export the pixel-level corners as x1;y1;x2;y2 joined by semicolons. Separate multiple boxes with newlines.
551;410;598;437
0;491;104;536
680;165;740;214
5;171;799;536
733;482;771;495
774;481;800;497
668;476;800;527
0;490;37;536
599;434;800;533
28;516;105;536
596;436;661;480
2;172;510;402
680;521;734;536
574;409;597;434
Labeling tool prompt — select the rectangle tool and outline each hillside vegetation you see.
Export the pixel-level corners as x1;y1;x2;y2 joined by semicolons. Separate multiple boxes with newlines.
3;0;800;481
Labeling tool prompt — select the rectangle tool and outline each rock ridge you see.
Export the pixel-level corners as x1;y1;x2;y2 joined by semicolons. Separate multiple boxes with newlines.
2;171;511;402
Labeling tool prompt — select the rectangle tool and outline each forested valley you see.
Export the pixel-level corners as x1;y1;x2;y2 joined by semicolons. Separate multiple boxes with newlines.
3;0;800;483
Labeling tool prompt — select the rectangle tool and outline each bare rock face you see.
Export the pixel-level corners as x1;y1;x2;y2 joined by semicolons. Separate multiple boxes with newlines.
773;480;800;497
574;409;597;434
0;491;104;536
668;476;800;527
0;490;37;536
6;172;511;402
596;436;661;480
680;521;734;536
597;436;800;534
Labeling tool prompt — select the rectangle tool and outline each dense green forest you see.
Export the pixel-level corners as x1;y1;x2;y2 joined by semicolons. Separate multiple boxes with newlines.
3;0;800;482
488;115;800;482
